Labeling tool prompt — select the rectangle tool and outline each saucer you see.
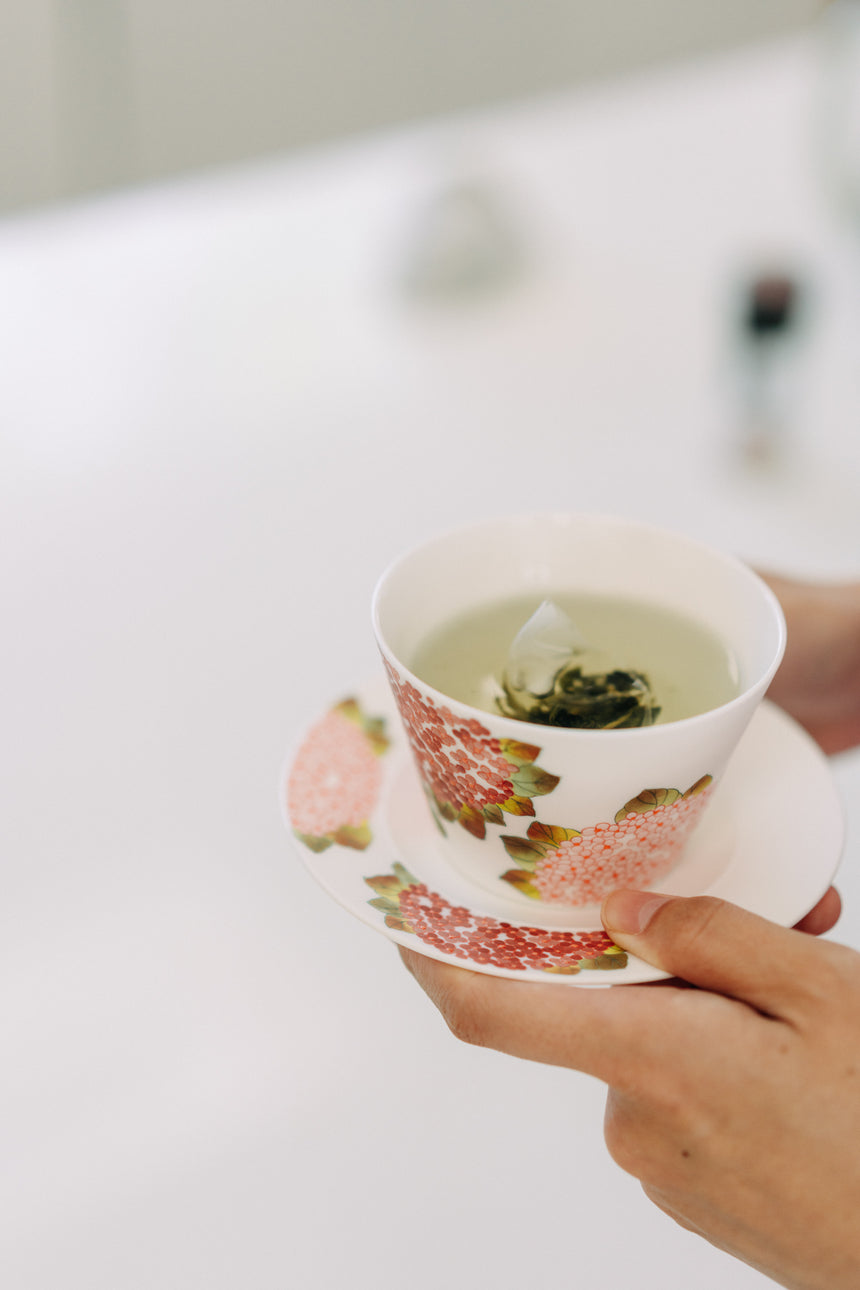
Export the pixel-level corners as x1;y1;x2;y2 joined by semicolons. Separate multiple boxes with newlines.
281;679;844;986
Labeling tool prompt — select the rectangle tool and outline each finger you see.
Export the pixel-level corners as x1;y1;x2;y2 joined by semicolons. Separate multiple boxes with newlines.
793;886;841;936
601;890;827;1020
398;945;729;1088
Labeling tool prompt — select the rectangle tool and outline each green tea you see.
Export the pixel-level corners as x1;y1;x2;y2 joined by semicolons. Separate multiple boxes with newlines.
410;592;740;727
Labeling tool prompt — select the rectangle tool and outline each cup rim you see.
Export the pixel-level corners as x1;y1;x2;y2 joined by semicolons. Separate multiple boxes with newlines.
371;512;787;739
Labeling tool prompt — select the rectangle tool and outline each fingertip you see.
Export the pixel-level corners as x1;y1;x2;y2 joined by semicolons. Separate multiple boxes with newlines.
793;886;842;936
601;889;673;939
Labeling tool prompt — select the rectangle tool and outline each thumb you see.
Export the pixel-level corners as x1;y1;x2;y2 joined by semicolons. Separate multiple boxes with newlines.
601;889;824;1019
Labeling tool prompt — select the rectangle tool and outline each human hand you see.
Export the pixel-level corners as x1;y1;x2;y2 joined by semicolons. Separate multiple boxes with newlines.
763;574;860;754
400;886;855;1290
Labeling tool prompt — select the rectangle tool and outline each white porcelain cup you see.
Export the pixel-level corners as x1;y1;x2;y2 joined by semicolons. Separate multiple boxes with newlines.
372;514;786;909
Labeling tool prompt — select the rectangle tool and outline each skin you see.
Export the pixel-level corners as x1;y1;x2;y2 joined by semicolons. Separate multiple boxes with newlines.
400;577;860;1290
762;575;860;754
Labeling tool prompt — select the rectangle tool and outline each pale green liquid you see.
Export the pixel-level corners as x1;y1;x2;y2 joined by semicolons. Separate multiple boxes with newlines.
410;592;740;726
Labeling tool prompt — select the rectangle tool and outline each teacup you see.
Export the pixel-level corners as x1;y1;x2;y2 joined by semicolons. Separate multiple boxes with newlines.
371;513;786;909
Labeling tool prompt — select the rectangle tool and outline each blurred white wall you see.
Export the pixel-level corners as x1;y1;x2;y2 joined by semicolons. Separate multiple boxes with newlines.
0;0;819;213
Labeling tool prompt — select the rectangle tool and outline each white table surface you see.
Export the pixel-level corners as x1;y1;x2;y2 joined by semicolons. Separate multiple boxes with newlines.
2;31;860;1290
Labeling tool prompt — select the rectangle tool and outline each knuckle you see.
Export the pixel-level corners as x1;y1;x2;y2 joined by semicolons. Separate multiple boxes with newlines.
662;896;726;956
603;1095;652;1181
436;976;488;1048
798;940;860;1013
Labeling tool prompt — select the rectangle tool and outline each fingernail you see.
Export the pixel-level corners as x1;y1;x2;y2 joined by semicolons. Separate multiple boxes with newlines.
602;890;672;935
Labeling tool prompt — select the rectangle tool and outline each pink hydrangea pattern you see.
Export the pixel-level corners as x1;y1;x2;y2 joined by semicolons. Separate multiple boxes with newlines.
501;776;714;905
365;863;627;974
382;659;559;839
288;698;389;852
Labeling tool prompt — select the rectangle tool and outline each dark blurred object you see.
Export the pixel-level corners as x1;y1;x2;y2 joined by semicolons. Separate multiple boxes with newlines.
737;271;804;467
744;274;797;338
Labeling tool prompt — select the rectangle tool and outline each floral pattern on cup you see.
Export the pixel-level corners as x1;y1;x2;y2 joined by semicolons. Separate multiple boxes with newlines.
288;698;389;852
382;659;560;839
365;863;627;973
501;775;714;905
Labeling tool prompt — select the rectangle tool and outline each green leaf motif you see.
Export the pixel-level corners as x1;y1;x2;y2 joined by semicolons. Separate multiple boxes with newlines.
526;820;580;846
384;913;415;933
500;868;543;899
294;830;333;853
500;794;536;817
364;865;420;928
334;697;361;723
499;739;542;766
332;821;373;850
458;803;487;839
615;787;682;822
509;764;561;798
393;861;418;887
482;803;505;826
580;950;628;971
434;795;458;822
684;773;713;798
500;835;548;868
368;896;400;915
364;873;406;899
333;697;390;755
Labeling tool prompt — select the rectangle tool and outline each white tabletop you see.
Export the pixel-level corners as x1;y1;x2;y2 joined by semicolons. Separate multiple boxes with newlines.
2;31;859;1290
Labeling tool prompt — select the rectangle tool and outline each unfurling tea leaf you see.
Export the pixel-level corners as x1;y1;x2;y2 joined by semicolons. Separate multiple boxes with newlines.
499;660;660;730
496;599;660;730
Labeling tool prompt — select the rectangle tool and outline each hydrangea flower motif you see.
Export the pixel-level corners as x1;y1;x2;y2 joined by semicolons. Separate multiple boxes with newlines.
288;698;389;852
365;863;627;974
500;776;713;905
383;659;559;839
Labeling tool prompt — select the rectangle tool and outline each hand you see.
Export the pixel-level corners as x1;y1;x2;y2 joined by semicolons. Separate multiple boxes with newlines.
762;574;860;754
400;887;857;1290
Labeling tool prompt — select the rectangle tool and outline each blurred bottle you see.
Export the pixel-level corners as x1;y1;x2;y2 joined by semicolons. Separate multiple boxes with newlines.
735;272;805;467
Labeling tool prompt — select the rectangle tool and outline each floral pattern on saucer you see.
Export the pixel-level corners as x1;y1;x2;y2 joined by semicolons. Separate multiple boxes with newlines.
365;862;627;974
288;698;389;852
501;776;713;905
382;660;559;840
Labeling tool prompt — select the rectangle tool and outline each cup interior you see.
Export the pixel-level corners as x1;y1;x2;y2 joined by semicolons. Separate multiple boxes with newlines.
372;514;785;706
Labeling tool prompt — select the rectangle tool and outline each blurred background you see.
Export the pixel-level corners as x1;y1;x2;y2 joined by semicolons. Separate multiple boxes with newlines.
1;0;819;213
4;4;860;1290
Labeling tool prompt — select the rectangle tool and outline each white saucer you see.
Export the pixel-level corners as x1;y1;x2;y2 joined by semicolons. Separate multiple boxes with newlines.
281;678;844;986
